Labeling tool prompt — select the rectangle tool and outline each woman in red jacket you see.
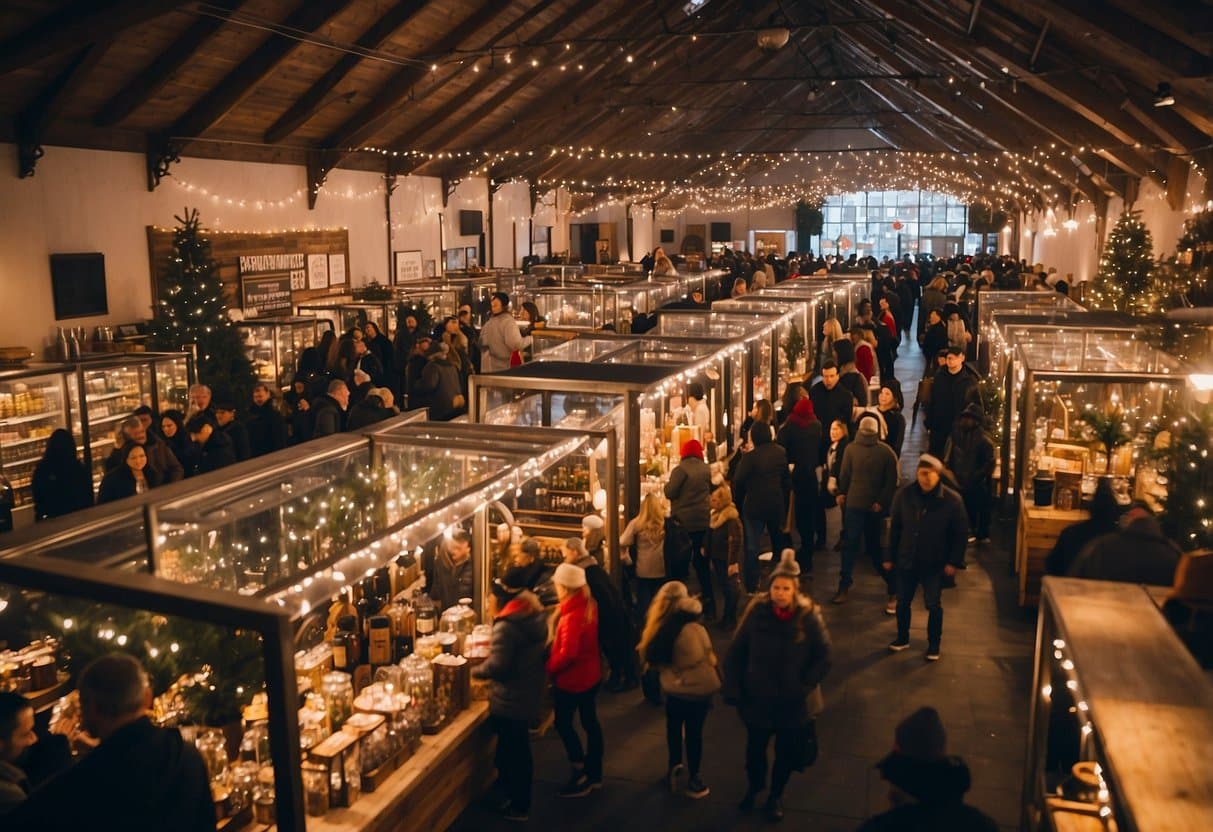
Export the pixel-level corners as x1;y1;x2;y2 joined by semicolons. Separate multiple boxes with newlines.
546;562;604;798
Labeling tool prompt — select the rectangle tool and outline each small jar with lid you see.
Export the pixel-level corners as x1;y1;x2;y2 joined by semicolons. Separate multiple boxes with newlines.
253;766;276;824
414;634;441;661
399;653;436;730
439;597;478;654
302;761;330;817
321;671;354;733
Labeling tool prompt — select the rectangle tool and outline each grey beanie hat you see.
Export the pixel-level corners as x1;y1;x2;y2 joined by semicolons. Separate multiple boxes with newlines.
770;548;800;579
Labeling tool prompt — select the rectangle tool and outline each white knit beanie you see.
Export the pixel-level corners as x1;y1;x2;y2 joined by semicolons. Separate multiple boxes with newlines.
553;562;587;589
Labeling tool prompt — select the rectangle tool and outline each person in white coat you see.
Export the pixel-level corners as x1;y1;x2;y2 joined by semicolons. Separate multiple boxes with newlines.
479;292;527;372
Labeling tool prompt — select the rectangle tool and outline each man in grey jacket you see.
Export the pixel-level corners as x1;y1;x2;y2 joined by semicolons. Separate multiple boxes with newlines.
478;292;526;372
835;412;899;606
885;454;968;661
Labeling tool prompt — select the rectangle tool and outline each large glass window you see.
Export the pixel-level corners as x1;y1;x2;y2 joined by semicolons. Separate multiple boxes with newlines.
818;190;982;260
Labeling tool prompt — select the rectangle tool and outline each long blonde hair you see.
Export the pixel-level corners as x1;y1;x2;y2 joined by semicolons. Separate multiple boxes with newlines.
822;317;844;344
636;582;691;669
635;492;665;541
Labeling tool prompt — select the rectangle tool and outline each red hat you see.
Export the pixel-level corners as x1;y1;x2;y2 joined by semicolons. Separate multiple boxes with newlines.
680;439;704;459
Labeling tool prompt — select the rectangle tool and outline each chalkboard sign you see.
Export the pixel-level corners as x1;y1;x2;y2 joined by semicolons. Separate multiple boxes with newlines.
241;274;293;316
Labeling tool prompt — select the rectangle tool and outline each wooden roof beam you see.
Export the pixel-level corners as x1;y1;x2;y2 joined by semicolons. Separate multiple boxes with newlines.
167;0;354;145
0;0;182;77
93;0;246;127
1097;0;1213;61
15;41;111;177
263;0;430;144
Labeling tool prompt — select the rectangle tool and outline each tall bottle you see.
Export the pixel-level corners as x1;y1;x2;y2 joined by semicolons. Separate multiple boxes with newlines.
413;592;437;637
66;328;80;360
55;328;69;362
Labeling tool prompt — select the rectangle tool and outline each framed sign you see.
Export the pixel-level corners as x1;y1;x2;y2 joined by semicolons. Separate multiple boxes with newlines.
424;259;436;278
307;253;329;290
394;250;423;284
241;274;293;316
445;248;466;271
466;246;479;269
328;253;347;286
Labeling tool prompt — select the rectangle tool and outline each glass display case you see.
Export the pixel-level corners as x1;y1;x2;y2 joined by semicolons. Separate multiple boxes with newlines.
392;287;461;327
236;317;335;390
0;353;194;515
653;309;791;406
756;282;843;369
1010;333;1188;503
296;300;389;337
975;290;1084;366
533;287;620;331
470;357;735;522
529;264;584;283
713;296;815;379
1024;578;1213;831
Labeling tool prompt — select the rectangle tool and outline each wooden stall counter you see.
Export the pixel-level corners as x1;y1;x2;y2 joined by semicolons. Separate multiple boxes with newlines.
1017;496;1086;606
265;702;491;832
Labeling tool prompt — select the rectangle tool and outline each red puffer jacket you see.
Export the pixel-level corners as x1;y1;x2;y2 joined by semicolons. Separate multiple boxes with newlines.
545;589;602;693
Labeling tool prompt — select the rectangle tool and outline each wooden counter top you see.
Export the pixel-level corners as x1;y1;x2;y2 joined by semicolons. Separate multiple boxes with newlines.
1016;496;1087;605
1044;578;1213;830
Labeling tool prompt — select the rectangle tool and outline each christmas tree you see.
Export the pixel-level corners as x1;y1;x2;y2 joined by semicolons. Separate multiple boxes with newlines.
148;209;256;405
1148;407;1213;552
1088;209;1155;315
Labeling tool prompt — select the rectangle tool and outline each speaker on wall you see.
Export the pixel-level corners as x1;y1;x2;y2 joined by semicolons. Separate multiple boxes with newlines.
459;210;483;236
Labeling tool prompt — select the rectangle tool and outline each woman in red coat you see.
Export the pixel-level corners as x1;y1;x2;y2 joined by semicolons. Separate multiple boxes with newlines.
546;562;604;798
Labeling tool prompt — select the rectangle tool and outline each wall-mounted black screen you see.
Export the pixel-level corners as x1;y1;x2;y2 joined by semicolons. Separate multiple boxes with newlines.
50;253;109;319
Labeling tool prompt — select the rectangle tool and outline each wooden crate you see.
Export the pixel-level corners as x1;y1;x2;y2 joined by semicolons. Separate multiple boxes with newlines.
1016;496;1087;606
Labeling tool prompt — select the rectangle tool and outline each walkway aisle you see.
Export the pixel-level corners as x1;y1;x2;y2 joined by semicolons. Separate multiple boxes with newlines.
451;332;1036;832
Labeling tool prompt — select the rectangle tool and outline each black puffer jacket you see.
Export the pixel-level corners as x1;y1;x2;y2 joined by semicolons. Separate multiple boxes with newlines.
246;401;287;457
777;418;822;491
473;591;548;722
888;480;968;573
722;596;832;712
926;364;980;436
946;419;994;489
732;425;792;520
664;455;712;531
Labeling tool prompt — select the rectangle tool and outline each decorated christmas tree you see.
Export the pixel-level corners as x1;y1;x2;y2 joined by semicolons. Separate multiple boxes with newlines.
148;208;255;405
1087;209;1155;315
1148;407;1213;552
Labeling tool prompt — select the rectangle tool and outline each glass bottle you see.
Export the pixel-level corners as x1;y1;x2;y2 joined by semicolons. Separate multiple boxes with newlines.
413;592;437;637
302;762;330;817
321;671;354;732
331;615;360;672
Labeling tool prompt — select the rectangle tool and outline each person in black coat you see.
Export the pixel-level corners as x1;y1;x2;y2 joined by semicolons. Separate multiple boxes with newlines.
876;383;906;458
185;412;237;476
1046;479;1120;577
831;340;870;409
566;538;637;691
885;455;969;660
1068;503;1182;586
346;388;398;430
309;380;349;438
944;403;995;542
723;552;832;822
362;322;394;385
732;422;793;592
97;443;161;504
158;410;194;473
31;429;93;521
809;362;857;447
245;385;287;457
925;347;980;458
777;397;822;575
6;653;213;832
282;378;312;446
473;572;548;822
213;400;251;463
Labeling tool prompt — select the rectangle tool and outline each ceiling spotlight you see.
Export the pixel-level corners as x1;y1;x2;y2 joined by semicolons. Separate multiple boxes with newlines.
1153;82;1175;107
756;27;790;50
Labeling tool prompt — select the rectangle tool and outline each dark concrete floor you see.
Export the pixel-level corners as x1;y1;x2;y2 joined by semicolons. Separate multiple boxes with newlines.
451;331;1037;832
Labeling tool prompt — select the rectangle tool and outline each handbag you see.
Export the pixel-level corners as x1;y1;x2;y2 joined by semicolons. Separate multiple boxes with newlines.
509;349;524;367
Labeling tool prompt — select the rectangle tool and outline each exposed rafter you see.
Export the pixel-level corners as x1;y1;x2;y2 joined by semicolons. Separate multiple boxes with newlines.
15;41;110;177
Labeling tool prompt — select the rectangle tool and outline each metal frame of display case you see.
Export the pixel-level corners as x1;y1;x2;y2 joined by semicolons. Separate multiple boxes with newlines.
1024;577;1213;831
470;360;733;522
975;290;1084;364
235;316;335;390
0;353;195;515
1010;335;1188;500
787;275;868;330
0;541;305;831
653;308;792;407
295;299;391;336
532;286;620;331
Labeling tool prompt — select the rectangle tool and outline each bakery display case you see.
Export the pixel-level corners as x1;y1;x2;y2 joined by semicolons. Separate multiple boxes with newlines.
1010;332;1187;502
236;316;335;390
653;308;791;407
0;353;194;515
1023;578;1213;831
470;357;735;523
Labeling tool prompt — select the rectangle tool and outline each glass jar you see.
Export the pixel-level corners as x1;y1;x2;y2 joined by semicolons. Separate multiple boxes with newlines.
195;728;230;787
413;591;437;636
239;720;269;765
299;708;327;751
229;761;258;812
463;624;492;661
439;597;478;654
321;671;354;733
253;766;276;824
302;761;330;816
399;653;436;729
414;635;441;661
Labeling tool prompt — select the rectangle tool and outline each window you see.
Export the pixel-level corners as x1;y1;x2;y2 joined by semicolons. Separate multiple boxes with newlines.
818;190;977;260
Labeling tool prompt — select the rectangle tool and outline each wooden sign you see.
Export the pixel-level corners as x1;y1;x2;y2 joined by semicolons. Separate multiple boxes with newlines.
394;250;423;284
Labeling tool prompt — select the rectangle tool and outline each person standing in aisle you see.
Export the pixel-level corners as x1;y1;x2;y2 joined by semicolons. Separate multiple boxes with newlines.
185;412;237;476
547;563;605;798
0;692;35;813
875;382;906;458
97;443;160;504
479;292;526;372
361;321;394;388
6;653;214;831
732;422;793;593
562;537;636;693
212;400;251;462
105;416;184;484
185;384;213;420
309;379;350;438
245;384;286;457
944;403;995;544
832;339;870;408
778;397;822;577
834;412;900;608
885;455;968;661
473;569;548;822
638;581;721;800
31;429;93;521
706;483;744;630
619;493;668;621
723;551;832;822
665;439;713;616
925;347;980;458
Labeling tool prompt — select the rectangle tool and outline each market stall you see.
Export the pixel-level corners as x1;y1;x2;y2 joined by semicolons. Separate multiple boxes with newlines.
236;317;334;391
0;421;606;829
712;296;814;380
0;352;194;519
975;290;1084;370
1023;577;1213;831
1010;334;1189;604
